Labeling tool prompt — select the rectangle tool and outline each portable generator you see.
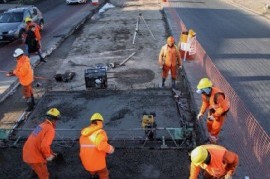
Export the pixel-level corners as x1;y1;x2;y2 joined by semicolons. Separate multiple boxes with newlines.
84;68;108;89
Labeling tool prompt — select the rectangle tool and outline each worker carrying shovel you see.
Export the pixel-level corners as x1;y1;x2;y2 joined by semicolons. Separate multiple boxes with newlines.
23;108;61;179
158;36;182;89
6;48;35;111
189;144;239;179
196;78;230;143
80;113;114;179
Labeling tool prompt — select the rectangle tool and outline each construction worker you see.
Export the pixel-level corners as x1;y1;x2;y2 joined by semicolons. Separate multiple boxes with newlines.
189;144;239;179
80;113;114;179
159;36;182;88
25;17;42;48
6;48;35;111
196;78;230;143
23;108;61;179
25;25;46;62
24;17;46;62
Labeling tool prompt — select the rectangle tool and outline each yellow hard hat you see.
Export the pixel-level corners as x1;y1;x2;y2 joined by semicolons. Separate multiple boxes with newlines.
191;146;208;166
46;108;61;119
197;78;213;90
25;17;32;23
167;36;175;44
90;113;104;121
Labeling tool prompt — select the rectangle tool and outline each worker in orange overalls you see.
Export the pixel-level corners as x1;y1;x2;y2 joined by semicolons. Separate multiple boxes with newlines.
23;108;61;179
189;144;239;179
196;78;230;143
6;48;35;111
80;113;114;179
159;36;182;89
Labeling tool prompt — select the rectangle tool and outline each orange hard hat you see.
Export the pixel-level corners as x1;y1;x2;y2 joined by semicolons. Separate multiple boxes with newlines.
167;36;174;44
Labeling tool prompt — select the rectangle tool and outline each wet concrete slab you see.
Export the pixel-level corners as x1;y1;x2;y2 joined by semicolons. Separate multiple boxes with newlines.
16;88;183;140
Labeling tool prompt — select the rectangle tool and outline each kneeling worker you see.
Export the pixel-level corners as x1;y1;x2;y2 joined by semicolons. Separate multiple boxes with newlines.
80;113;114;179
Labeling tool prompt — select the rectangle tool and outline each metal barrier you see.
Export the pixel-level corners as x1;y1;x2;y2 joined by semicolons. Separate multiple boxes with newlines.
163;1;270;178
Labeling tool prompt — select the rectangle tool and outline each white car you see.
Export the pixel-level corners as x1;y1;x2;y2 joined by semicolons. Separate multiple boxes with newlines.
66;0;87;5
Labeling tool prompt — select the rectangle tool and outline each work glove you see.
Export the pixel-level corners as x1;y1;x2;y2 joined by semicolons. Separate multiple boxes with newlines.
208;115;215;121
224;174;232;179
197;113;203;120
108;146;115;154
6;71;14;77
46;154;55;162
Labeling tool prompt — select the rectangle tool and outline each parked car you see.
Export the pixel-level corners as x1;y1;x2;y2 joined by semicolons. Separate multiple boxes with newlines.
66;0;87;5
0;6;44;42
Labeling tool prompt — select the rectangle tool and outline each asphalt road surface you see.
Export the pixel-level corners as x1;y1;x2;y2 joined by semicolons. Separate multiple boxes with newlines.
174;0;270;135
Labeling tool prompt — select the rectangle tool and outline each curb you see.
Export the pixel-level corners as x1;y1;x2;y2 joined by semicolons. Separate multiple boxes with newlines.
0;1;107;103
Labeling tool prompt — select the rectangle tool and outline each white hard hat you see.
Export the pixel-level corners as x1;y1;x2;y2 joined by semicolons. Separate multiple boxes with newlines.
13;48;24;58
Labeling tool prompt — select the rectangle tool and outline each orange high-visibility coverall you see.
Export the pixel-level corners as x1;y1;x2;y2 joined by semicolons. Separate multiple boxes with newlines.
190;144;239;179
13;55;34;98
159;44;181;79
80;121;113;179
23;120;56;179
199;87;230;137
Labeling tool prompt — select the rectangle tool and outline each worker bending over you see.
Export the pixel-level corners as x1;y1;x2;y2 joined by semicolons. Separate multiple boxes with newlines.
190;144;239;179
23;108;61;179
196;78;230;143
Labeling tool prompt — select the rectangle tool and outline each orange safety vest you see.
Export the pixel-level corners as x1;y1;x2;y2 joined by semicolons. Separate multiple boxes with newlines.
159;44;181;67
200;145;227;177
23;120;55;163
13;55;33;86
26;22;41;41
80;124;112;172
200;87;230;117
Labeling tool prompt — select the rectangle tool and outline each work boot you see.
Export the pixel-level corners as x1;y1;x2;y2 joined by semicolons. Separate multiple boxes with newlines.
31;95;36;106
29;170;38;179
26;102;34;112
40;57;47;63
171;78;176;89
38;51;47;63
161;78;166;88
26;98;34;112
